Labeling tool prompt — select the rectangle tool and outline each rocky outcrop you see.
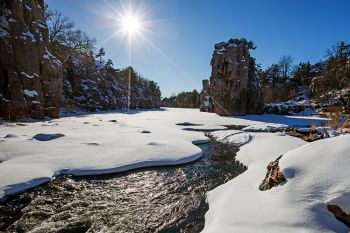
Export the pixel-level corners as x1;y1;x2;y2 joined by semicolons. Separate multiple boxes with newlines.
0;0;63;120
259;155;286;191
201;38;263;115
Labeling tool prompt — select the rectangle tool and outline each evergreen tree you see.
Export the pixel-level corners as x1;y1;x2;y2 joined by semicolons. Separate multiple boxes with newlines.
96;47;106;63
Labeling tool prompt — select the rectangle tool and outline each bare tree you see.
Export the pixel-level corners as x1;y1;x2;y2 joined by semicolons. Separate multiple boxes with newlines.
46;10;75;43
279;55;294;79
66;29;96;54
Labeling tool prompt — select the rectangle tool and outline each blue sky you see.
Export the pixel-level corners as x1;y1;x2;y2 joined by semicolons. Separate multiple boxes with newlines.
46;0;350;97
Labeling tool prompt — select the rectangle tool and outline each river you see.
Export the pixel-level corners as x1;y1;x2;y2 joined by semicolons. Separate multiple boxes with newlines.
1;139;246;233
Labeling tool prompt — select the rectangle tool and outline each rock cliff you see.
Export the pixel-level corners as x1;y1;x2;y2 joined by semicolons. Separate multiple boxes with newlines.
201;38;263;115
0;0;62;120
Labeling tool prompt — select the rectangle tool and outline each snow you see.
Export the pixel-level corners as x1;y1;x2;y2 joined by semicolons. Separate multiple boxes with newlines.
0;108;327;202
0;15;10;38
35;20;46;29
0;29;9;38
203;133;350;233
24;4;32;11
20;31;36;42
43;47;61;66
210;130;252;146
23;89;38;97
242;123;285;132
20;72;39;79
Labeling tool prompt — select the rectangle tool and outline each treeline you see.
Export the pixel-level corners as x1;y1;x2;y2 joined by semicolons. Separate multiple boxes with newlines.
258;41;350;104
45;6;161;111
161;90;200;108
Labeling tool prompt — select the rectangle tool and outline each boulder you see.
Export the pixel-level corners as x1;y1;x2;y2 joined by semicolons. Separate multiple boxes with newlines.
259;155;286;191
201;38;263;115
0;0;63;120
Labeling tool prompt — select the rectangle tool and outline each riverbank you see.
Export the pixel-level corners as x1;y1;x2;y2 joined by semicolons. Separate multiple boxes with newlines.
203;133;350;233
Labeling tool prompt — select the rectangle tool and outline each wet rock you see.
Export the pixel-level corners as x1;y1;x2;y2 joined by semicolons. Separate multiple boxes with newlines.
201;38;263;116
259;155;286;191
0;205;14;216
0;205;16;231
327;204;350;227
32;133;65;141
0;0;63;120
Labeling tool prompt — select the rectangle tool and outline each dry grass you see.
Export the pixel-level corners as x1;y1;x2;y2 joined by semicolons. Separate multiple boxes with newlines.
324;106;349;129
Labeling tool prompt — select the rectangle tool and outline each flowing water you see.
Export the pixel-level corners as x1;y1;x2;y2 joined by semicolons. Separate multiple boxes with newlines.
1;139;246;233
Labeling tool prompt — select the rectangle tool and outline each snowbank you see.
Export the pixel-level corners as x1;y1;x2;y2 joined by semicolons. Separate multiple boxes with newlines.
0;108;326;200
203;134;350;233
210;130;252;146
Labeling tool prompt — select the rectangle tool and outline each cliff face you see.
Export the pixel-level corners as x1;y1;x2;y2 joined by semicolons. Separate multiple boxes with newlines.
0;0;62;120
202;39;263;115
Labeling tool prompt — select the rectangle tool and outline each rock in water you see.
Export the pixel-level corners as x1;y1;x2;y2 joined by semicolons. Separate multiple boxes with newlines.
259;155;286;191
0;0;63;120
201;38;263;115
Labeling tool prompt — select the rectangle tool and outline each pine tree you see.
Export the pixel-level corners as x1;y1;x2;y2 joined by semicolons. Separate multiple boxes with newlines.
96;47;105;63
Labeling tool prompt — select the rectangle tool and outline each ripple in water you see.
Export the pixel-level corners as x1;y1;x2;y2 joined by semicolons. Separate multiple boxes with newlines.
1;139;246;233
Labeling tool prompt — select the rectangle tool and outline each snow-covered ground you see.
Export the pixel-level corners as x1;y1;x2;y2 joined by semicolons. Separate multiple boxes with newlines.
2;107;347;232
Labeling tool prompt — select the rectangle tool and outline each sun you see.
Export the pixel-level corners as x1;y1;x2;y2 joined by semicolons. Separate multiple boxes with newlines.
121;14;140;36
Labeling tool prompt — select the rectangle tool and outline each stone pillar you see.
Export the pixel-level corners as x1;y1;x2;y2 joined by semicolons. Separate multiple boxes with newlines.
204;38;263;115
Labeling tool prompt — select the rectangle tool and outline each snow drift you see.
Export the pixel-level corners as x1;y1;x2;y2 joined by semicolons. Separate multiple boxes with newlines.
203;134;350;233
